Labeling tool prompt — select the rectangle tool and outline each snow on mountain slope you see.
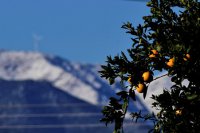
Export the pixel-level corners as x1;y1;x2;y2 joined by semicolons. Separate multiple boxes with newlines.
0;50;153;132
0;51;110;105
1;51;144;111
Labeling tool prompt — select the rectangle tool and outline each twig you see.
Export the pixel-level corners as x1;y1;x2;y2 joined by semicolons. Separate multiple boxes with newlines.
153;73;168;81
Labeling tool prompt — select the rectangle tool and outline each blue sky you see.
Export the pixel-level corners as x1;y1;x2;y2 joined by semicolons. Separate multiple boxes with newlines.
0;0;149;64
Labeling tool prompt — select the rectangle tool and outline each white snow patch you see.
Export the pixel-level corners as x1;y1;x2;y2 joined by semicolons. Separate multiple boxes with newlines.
0;51;99;105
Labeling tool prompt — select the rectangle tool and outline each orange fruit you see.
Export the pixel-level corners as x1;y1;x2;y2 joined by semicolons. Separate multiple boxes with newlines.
169;57;175;62
167;57;175;67
151;49;158;55
186;54;190;59
149;54;156;58
167;61;174;67
183;54;190;61
142;71;151;82
183;57;188;61
175;109;182;116
136;83;145;93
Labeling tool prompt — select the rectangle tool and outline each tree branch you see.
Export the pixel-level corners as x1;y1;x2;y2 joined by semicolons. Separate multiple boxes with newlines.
153;73;168;81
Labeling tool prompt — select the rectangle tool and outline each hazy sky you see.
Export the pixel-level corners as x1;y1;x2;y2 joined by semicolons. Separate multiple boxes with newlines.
0;0;149;64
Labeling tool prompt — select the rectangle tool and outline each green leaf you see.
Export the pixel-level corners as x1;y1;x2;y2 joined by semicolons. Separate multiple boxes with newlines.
186;94;198;100
122;99;128;113
109;78;115;85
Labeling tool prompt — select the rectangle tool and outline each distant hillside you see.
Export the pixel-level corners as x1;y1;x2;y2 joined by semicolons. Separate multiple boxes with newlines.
0;50;152;133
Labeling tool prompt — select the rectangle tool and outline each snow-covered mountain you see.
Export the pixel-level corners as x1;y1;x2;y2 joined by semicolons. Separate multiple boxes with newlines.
0;50;118;105
0;50;152;133
0;50;150;110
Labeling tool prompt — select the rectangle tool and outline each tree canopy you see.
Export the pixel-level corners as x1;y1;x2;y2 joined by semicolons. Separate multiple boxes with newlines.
99;0;200;132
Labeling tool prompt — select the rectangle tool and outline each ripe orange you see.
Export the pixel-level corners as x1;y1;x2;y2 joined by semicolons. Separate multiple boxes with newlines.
167;61;174;67
183;54;190;61
136;83;145;93
175;109;182;116
169;57;175;63
142;71;151;82
183;58;188;61
186;54;190;59
167;57;175;67
151;49;158;55
149;54;156;58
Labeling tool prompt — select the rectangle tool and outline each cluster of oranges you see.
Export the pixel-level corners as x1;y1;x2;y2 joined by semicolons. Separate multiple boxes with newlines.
183;54;191;61
148;48;191;68
149;49;159;58
128;71;152;93
166;53;190;68
166;57;175;67
128;49;191;94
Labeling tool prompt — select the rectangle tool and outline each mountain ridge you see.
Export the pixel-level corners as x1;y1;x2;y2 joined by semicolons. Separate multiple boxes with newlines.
0;50;152;132
0;50;148;111
0;50;112;105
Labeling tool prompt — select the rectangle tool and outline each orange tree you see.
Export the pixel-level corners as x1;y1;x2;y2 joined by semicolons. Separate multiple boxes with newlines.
99;0;200;132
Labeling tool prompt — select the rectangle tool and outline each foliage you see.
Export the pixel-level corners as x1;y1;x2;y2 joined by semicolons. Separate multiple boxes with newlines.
99;0;200;132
